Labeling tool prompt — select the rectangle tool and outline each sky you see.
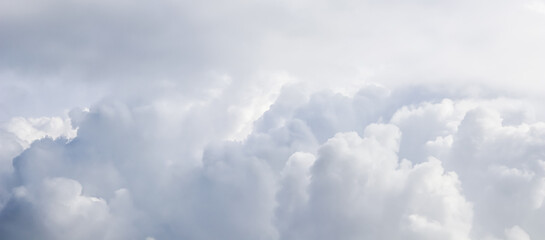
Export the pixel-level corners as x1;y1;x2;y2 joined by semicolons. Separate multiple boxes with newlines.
1;0;545;239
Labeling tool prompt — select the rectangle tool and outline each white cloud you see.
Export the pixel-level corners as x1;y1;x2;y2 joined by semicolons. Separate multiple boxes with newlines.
505;225;531;240
4;116;76;148
0;84;542;238
525;1;545;14
2;0;545;123
291;129;472;240
1;0;545;239
0;177;111;240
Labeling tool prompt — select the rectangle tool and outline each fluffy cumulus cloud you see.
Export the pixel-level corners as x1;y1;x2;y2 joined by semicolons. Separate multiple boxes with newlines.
0;84;544;239
1;0;545;239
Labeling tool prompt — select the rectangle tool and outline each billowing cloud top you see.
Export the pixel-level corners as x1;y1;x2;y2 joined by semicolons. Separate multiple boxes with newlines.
1;0;545;239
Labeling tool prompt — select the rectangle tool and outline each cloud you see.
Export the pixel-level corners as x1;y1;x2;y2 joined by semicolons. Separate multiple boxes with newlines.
505;226;531;240
525;1;545;14
2;0;545;123
286;128;472;240
0;84;543;239
1;0;545;239
4;116;76;148
0;115;76;209
0;177;111;240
